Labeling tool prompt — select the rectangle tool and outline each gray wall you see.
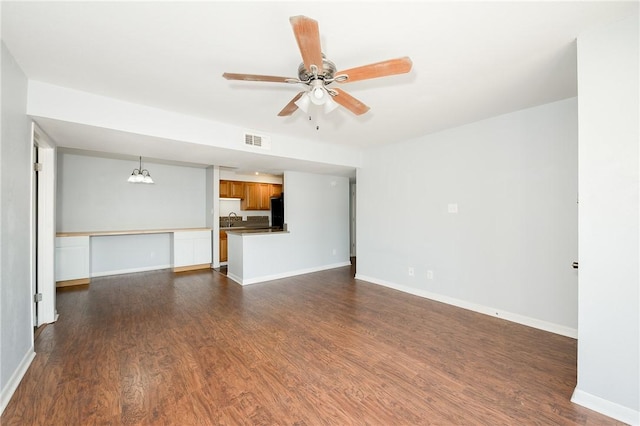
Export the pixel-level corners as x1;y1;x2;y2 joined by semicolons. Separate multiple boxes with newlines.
357;97;579;335
57;153;207;232
574;14;639;421
1;42;34;410
284;171;350;268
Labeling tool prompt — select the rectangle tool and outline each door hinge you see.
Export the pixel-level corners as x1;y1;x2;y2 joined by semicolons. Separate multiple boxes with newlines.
34;293;43;303
34;163;43;172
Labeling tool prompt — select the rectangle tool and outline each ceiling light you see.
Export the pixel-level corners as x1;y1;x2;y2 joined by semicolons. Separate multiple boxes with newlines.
128;156;154;184
294;92;311;113
309;80;327;106
324;95;339;114
295;80;338;115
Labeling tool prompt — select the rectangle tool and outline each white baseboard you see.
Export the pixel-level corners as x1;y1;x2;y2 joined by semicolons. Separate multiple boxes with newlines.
90;264;171;278
230;262;351;286
1;347;36;415
225;272;241;285
355;274;578;339
572;388;639;426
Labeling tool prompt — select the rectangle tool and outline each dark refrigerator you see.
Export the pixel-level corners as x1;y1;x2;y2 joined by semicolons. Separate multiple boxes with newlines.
270;194;284;229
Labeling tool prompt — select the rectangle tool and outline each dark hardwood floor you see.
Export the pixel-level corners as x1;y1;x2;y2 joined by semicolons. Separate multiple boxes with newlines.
2;265;622;425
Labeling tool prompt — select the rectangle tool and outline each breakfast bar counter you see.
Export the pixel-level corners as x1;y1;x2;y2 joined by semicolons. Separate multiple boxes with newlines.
225;228;292;286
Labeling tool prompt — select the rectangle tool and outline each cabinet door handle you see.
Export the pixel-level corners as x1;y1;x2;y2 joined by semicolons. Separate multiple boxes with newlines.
572;262;579;269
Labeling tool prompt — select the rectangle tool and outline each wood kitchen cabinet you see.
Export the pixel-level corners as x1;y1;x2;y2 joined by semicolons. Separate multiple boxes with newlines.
220;180;244;198
270;184;282;198
241;183;272;210
219;230;228;262
221;180;282;210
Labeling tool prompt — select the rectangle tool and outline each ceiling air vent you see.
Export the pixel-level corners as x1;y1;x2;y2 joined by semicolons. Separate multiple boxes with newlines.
243;132;271;150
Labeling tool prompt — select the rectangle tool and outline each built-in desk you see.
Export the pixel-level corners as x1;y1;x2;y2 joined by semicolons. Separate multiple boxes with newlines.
55;228;212;287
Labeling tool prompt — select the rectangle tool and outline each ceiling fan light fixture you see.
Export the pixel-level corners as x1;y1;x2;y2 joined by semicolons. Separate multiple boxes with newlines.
294;93;311;113
223;16;412;117
324;96;339;114
308;80;328;106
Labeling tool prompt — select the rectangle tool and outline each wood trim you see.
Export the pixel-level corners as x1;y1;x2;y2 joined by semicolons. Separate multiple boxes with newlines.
56;228;212;237
173;263;211;273
56;278;90;288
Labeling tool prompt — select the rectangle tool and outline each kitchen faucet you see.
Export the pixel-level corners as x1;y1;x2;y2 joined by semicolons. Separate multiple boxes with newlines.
228;212;238;227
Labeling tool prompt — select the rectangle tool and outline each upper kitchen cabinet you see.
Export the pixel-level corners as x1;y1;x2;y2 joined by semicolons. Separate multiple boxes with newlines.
241;183;271;210
220;180;245;198
240;183;282;210
270;184;282;198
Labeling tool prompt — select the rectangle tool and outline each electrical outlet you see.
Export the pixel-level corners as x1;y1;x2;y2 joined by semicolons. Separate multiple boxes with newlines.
427;270;434;280
408;267;415;276
332;248;336;255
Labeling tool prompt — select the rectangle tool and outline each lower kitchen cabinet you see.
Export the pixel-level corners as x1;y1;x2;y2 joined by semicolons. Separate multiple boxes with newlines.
220;230;228;262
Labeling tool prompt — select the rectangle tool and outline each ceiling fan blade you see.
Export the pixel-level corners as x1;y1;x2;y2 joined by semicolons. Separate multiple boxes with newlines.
223;73;292;83
277;92;305;116
331;88;370;116
290;15;323;74
336;57;413;83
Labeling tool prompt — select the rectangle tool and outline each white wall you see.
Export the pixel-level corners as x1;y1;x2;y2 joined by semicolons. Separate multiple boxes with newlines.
57;152;207;232
90;233;172;276
284;171;350;268
227;171;350;284
219;170;282;184
0;42;36;413
27;81;362;170
357;97;579;336
573;15;639;425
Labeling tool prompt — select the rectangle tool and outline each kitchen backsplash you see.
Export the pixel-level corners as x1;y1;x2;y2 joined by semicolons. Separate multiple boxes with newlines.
219;199;270;218
219;215;269;227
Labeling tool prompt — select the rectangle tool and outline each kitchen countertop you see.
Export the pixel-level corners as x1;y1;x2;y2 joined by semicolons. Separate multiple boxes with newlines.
224;228;288;235
220;226;279;231
57;228;212;237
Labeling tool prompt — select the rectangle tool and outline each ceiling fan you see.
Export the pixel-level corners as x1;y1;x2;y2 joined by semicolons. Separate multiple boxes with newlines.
223;15;412;117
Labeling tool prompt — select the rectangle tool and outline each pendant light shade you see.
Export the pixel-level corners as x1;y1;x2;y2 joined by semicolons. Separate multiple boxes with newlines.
128;156;154;184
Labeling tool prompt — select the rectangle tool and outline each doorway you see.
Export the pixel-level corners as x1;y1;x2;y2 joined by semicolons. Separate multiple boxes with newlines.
31;124;57;326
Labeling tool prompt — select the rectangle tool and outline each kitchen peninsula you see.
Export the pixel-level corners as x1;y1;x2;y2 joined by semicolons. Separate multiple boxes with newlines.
225;227;290;285
220;171;351;287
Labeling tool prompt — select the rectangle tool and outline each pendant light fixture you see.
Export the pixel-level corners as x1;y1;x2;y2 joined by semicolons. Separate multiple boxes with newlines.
127;156;154;184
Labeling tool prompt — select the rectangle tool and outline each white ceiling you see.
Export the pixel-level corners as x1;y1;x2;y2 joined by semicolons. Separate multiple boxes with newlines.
2;1;638;174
